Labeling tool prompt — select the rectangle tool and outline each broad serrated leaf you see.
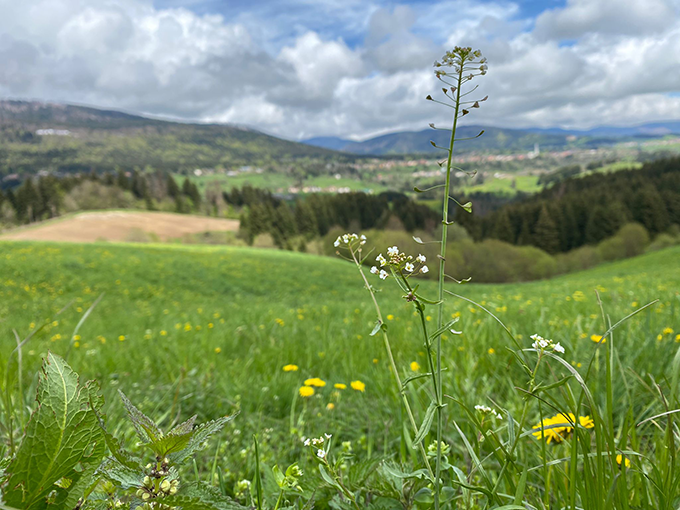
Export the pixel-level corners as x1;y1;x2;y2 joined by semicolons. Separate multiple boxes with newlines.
413;401;437;447
3;352;106;510
97;458;144;489
118;390;163;445
169;415;197;436
169;414;237;464
163;481;248;510
149;432;194;457
93;405;143;471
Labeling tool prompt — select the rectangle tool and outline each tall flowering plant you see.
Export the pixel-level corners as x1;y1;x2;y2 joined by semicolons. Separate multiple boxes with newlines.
334;47;489;510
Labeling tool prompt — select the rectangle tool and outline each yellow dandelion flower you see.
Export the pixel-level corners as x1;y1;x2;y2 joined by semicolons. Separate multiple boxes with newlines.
73;335;81;341
662;327;673;335
184;323;192;331
160;330;167;336
488;348;495;355
118;335;125;342
591;335;605;343
299;386;314;397
676;334;680;342
283;364;299;372
410;361;420;371
98;336;106;344
304;377;326;387
579;415;594;429
350;380;366;392
657;334;663;341
74;342;80;348
373;358;379;364
532;413;593;444
326;403;335;411
208;323;214;329
275;318;285;326
426;315;432;321
386;314;394;321
214;347;222;354
334;383;347;389
616;454;631;468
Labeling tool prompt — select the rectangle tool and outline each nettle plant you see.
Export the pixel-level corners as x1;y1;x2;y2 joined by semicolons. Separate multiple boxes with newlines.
0;353;243;510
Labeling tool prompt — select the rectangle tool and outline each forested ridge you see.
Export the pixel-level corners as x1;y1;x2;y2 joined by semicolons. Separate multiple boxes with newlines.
455;158;680;253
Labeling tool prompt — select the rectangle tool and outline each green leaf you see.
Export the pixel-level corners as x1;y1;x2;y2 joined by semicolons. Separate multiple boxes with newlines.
370;321;383;337
169;414;237;464
169;415;197;436
272;465;285;488
97;458;144;489
414;487;434;504
318;465;342;491
428;318;460;341
413;401;437;447
118;390;163;444
149;432;194;457
460;201;472;213
3;352;107;510
163;481;248;510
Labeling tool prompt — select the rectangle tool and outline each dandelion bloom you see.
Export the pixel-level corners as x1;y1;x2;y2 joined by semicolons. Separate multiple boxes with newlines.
532;413;594;444
334;383;347;389
387;314;394;321
488;348;495;355
283;364;299;372
616;454;631;468
350;380;366;392
410;361;420;371
299;386;314;397
304;377;326;387
662;327;673;335
214;347;222;354
591;335;605;343
118;335;125;342
326;403;335;411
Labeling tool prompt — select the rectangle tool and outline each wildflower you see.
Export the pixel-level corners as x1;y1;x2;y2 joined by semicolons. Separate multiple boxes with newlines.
591;335;605;343
299;386;315;397
214;347;222;354
370;266;378;274
160;330;167;336
283;364;299;372
532;413;594;444
118;335;125;342
326;403;335;410
372;358;378;364
350;380;366;392
376;254;387;267
488;348;495;355
387;314;394;320
616;454;631;468
421;265;429;274
553;342;565;354
387;246;399;256
316;449;326;459
379;270;388;280
405;262;414;272
663;327;674;335
417;254;426;263
304;377;326;387
334;383;347;389
410;361;420;371
334;237;341;247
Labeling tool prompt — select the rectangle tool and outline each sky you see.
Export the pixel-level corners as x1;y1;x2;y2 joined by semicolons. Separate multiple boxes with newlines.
0;0;679;140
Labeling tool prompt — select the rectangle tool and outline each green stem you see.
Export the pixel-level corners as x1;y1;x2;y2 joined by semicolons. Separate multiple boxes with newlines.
350;248;435;480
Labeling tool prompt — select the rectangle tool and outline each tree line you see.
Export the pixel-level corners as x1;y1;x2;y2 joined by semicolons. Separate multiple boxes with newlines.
0;170;202;224
455;157;680;253
235;186;438;249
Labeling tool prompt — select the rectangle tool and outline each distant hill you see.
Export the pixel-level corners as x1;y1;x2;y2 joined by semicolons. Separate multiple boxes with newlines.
303;121;680;156
0;100;349;177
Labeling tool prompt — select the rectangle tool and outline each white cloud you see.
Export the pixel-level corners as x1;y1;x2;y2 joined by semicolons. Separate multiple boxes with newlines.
0;0;680;140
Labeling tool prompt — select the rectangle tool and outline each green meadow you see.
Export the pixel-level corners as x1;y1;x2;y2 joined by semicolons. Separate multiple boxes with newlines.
1;240;678;504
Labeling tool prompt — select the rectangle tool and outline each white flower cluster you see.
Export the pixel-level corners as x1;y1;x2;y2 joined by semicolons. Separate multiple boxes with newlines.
474;405;503;420
302;432;332;447
530;334;565;354
334;233;366;248
370;246;429;280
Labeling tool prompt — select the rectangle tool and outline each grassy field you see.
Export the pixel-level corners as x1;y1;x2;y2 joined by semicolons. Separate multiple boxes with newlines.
0;240;678;506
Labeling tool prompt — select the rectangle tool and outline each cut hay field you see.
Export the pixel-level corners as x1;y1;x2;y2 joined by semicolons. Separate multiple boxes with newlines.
0;210;239;243
0;239;678;504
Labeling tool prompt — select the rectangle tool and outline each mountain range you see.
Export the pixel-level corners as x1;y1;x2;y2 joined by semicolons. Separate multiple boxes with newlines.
303;122;680;155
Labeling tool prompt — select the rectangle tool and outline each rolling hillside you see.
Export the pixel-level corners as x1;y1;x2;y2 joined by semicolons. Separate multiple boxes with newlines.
0;100;350;177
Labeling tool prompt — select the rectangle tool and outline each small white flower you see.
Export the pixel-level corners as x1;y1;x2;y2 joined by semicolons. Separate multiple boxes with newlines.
316;449;326;459
303;438;311;446
370;266;378;274
553;342;565;354
387;246;399;256
405;262;414;272
376;254;387;267
421;265;429;274
324;433;332;439
379;270;388;280
475;405;492;413
334;237;341;247
360;234;366;245
416;254;426;263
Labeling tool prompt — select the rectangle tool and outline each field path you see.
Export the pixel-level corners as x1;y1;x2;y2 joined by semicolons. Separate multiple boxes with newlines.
0;211;239;243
